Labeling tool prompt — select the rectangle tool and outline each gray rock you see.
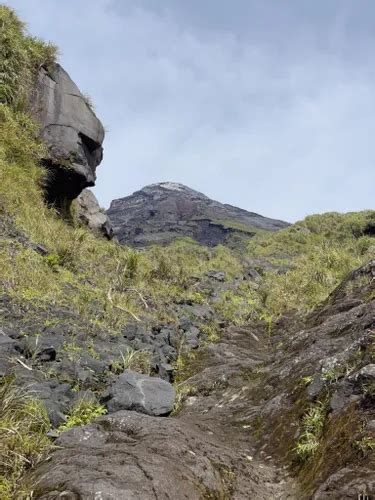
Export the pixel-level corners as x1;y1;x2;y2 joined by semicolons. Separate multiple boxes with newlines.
183;303;213;320
329;380;359;411
31;63;105;206
206;271;226;282
354;364;375;384
31;381;74;427
0;330;19;376
366;420;375;432
307;374;324;400
0;330;18;353
102;370;175;416
75;189;113;239
157;362;174;382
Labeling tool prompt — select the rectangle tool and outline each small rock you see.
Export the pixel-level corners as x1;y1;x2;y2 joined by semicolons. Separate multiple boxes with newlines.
329;380;360;412
157;363;174;382
307;375;324;400
102;370;175;416
206;271;226;282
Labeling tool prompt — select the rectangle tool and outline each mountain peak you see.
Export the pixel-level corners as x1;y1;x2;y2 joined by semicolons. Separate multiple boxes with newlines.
137;182;210;200
107;183;289;247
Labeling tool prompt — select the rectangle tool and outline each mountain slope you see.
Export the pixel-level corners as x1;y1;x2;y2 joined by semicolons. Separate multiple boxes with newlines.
107;182;289;247
1;7;375;499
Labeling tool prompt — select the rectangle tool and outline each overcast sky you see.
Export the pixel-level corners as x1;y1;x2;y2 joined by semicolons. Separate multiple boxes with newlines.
6;0;375;221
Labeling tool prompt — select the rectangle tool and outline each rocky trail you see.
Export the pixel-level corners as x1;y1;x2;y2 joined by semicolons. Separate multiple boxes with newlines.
33;321;298;500
29;261;375;499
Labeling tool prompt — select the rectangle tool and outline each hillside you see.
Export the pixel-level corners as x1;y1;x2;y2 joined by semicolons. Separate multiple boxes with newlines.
0;7;374;499
107;182;289;247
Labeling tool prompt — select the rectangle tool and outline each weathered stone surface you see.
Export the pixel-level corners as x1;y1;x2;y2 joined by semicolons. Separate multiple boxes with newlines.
33;410;294;500
31;63;105;205
76;189;113;239
107;182;289;247
102;370;175;416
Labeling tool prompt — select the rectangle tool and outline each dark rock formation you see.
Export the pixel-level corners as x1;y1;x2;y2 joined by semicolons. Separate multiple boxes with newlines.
33;410;294;499
30;63;105;208
102;370;175;416
75;189;113;239
107;182;289;247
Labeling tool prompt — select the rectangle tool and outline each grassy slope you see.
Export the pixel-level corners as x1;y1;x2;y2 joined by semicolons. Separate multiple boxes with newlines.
0;5;374;497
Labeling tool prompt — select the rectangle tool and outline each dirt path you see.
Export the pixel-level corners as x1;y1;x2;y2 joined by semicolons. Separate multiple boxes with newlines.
176;324;299;499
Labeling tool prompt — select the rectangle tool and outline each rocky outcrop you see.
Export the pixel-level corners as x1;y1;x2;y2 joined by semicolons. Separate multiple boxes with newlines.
30;63;105;208
107;182;289;247
75;189;113;239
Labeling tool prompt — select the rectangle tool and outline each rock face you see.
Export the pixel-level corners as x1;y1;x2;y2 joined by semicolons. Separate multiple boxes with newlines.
33;410;294;500
75;189;113;239
30;63;105;207
102;370;175;416
107;182;289;247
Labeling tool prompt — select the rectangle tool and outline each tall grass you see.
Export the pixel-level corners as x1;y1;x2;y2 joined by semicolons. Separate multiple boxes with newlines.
0;379;52;499
0;5;56;108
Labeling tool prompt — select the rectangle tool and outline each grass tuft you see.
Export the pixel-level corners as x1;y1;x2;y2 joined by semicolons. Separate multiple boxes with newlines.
0;378;52;499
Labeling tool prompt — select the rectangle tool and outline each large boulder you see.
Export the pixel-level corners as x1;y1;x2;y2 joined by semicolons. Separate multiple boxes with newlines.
75;189;113;239
31;63;105;207
102;370;175;416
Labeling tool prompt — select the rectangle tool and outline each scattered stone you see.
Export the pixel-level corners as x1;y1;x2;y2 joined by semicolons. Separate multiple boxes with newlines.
102;370;175;416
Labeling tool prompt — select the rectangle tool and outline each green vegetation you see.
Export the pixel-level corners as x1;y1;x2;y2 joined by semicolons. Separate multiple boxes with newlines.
0;5;56;108
295;401;328;462
0;378;52;499
57;398;107;433
212;211;375;327
210;218;259;234
355;436;375;456
172;383;198;415
109;347;152;375
362;381;375;398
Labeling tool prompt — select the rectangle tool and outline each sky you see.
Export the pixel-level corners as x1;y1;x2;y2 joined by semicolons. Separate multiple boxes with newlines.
5;0;375;222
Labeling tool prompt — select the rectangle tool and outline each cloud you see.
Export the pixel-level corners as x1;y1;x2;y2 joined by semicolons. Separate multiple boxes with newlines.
5;0;375;221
